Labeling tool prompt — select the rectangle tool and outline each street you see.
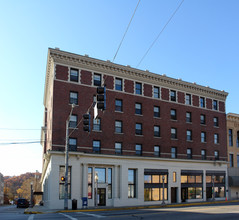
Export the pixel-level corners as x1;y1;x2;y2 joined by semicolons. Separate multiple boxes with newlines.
0;202;239;220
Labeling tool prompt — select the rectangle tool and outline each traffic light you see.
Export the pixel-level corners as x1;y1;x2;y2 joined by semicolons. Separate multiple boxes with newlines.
61;176;65;182
83;113;91;132
96;86;106;110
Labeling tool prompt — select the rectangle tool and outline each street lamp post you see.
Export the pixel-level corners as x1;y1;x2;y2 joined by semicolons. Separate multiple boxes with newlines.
95;172;98;207
64;104;76;210
212;175;215;201
162;175;165;205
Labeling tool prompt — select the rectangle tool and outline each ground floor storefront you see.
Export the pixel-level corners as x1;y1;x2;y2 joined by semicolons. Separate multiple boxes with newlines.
41;151;228;209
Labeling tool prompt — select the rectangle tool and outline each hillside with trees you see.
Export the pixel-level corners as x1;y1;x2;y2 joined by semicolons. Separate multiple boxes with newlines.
4;172;41;204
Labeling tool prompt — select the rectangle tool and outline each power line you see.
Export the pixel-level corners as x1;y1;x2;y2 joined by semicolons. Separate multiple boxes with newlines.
136;0;184;68
112;0;141;62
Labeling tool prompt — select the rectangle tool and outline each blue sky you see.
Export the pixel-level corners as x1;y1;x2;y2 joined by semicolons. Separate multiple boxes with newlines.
0;0;238;176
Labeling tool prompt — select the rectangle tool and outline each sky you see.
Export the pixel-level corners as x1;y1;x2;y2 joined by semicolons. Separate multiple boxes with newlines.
0;0;238;176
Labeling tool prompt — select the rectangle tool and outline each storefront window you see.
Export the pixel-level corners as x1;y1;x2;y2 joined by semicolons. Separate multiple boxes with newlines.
181;175;187;183
196;175;202;183
188;176;196;183
206;175;212;183
152;175;159;183
95;168;106;183
88;167;92;199
144;175;151;183
152;188;160;201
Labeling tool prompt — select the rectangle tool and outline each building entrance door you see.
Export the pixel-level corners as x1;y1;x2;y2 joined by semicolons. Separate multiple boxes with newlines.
171;187;177;203
97;188;106;206
181;187;187;202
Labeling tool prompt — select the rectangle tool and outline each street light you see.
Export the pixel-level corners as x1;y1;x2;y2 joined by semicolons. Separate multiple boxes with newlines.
162;175;165;205
64;104;76;210
95;172;98;207
212;175;215;201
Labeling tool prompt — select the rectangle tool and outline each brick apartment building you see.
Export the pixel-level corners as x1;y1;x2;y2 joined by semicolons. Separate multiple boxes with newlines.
41;48;228;209
227;113;239;199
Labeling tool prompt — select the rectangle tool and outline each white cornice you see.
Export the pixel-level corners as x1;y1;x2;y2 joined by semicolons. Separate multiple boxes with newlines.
44;48;228;107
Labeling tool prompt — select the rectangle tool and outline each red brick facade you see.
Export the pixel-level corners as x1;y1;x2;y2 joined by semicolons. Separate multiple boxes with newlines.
44;62;228;162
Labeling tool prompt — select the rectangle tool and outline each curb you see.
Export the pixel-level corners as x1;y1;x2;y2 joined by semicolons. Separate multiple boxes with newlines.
24;200;239;214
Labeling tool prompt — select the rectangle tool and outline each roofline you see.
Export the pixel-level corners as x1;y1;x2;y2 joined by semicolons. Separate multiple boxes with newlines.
43;48;228;107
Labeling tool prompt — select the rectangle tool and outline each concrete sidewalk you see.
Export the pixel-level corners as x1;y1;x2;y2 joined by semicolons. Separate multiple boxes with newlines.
24;200;239;214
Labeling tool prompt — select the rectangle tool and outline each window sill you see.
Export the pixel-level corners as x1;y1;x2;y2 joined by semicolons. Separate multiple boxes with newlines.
171;138;178;141
92;130;102;132
115;132;124;135
135;114;143;116
170;119;177;122
186;140;193;142
154;136;161;139
135;134;143;137
115;111;123;113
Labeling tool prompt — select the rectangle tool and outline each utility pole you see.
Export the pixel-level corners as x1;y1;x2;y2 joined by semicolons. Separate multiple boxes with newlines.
64;104;75;210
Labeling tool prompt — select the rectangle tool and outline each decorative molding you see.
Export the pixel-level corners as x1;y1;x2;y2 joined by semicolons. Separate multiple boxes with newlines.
44;48;228;106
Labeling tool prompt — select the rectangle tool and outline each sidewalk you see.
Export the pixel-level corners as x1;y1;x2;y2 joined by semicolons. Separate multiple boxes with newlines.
24;199;239;214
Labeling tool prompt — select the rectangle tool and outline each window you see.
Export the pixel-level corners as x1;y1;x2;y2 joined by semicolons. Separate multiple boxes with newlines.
154;126;160;137
187;130;192;141
171;109;177;120
135;82;142;95
154;146;160;157
115;120;123;133
237;131;239;148
154;86;160;98
70;91;78;105
170;90;177;102
108;168;112;199
94;73;101;86
88;167;92;199
186;112;192;123
95;168;106;183
59;166;71;199
154;106;160;118
229;129;233;146
230;154;234;167
213;100;218;110
93;118;101;131
237;155;239;167
173;172;177;182
214;117;219;127
115;142;122;155
186;94;191;105
144;174;168;201
200;114;206;125
200;97;205;108
115;78;123;91
135;123;143;135
214;133;219;144
69;138;77;151
69;115;77;128
171;147;177;158
136;144;142;156
128;169;136;198
201;132;206;143
115;99;123;112
70;68;79;82
201;149;206;160
171;128;177;139
135;103;142;115
93;140;101;153
214;151;219;160
187;148;192;159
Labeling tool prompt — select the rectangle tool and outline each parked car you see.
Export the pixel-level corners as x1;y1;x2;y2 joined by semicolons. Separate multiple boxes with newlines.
17;199;29;208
